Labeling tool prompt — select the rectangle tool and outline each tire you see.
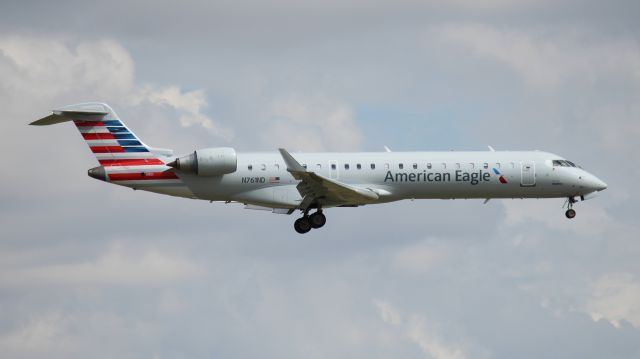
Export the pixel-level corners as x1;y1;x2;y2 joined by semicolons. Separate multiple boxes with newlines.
294;217;312;234
565;209;576;219
309;212;327;229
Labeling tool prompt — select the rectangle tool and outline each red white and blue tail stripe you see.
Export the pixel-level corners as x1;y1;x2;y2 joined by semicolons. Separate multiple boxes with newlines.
31;103;181;186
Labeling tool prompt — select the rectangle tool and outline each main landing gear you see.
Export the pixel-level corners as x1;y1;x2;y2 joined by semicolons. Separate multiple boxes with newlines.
565;197;577;219
294;210;326;234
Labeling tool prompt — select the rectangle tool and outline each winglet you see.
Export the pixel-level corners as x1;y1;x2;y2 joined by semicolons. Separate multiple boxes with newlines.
278;148;306;173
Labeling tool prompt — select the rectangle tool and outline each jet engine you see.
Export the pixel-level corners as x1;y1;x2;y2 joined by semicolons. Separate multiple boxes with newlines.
167;147;237;176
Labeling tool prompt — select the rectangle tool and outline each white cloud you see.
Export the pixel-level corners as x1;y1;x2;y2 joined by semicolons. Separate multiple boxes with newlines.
137;85;234;140
0;34;229;138
501;199;619;236
585;273;640;328
392;239;451;274
263;95;364;151
407;317;467;359
0;36;133;101
374;299;468;359
0;244;201;286
373;299;403;326
0;312;72;358
436;23;640;88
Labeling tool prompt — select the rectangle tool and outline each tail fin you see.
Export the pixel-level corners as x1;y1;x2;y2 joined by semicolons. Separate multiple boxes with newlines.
31;103;179;184
31;102;172;165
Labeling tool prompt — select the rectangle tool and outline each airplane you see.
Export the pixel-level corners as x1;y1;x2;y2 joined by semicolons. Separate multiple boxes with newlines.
31;103;608;234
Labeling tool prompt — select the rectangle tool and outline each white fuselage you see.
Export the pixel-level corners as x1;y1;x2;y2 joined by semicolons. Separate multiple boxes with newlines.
118;150;607;209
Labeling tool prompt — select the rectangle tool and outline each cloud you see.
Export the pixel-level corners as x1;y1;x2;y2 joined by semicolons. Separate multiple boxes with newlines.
373;299;403;325
0;312;72;358
1;4;640;358
392;239;451;274
585;273;640;328
263;95;364;151
407;317;467;359
0;34;230;138
501;199;617;236
0;244;201;286
0;36;133;102
436;23;640;88
137;85;234;140
374;300;469;359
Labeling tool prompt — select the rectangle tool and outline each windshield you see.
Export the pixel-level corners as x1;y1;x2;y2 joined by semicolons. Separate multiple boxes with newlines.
552;159;580;168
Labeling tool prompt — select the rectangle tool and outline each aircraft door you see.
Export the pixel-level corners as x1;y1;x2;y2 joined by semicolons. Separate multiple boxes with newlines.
520;161;536;187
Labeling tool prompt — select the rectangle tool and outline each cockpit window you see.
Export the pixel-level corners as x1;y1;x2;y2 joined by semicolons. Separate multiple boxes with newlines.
553;160;579;167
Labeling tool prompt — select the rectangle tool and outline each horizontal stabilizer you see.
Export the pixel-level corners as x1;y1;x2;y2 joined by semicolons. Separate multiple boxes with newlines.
30;114;70;126
30;103;110;126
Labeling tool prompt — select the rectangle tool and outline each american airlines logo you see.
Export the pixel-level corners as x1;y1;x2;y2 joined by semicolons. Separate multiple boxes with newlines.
492;168;508;184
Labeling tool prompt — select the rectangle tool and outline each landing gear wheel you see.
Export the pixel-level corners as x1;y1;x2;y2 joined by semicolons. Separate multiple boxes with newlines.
294;217;312;234
565;209;576;219
309;212;327;229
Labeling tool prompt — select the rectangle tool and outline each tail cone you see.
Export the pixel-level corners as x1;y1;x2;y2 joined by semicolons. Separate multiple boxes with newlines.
166;159;178;169
88;166;107;181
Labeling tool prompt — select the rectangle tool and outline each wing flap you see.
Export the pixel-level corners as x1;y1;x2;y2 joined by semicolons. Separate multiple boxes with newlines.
278;148;379;208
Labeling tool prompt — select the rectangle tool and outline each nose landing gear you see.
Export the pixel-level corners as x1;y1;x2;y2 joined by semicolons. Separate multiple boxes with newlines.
293;209;326;234
565;197;577;219
565;208;576;219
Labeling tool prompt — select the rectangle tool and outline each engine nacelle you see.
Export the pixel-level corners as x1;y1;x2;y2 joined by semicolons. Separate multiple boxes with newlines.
168;147;237;176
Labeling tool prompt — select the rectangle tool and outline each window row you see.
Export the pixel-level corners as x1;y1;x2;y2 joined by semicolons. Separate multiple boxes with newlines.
247;162;518;171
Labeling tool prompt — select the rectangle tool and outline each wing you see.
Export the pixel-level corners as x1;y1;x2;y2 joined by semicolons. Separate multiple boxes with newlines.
278;148;379;209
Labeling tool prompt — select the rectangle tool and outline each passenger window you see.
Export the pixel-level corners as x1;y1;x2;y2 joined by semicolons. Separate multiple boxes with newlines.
248;164;253;171
399;163;404;169
442;163;447;169
316;164;322;170
469;163;475;169
274;164;279;171
331;163;336;170
413;163;418;169
455;163;461;169
427;163;432;169
302;164;307;169
344;164;350;170
496;162;501;168
371;163;376;170
510;162;515;168
483;163;488;169
385;163;390;170
261;164;266;171
356;164;362;170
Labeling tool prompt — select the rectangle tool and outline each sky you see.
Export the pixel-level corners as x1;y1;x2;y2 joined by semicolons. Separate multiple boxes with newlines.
1;0;639;358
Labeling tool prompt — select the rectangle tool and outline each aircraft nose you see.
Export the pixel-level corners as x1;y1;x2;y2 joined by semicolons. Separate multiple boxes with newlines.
581;173;607;192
